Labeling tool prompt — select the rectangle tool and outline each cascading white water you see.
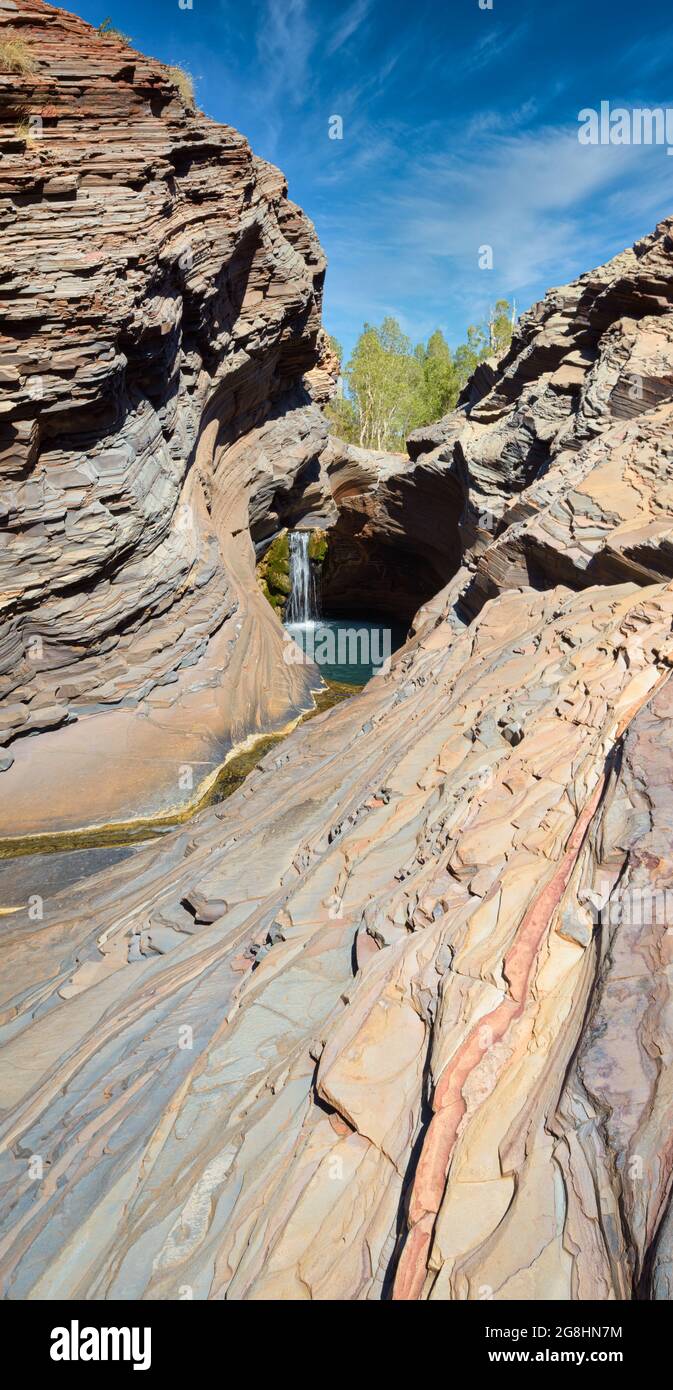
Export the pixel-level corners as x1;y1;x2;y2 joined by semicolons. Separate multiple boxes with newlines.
286;530;320;625
283;529;403;683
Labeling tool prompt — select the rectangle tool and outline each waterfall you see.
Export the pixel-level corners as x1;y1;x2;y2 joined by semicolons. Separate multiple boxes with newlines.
286;530;319;625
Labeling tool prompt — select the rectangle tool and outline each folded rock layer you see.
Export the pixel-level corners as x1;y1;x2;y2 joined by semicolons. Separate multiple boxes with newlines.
2;4;673;1303
0;0;337;831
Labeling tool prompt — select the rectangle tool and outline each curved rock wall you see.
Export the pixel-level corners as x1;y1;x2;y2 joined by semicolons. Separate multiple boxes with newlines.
0;0;337;831
3;5;673;1306
319;439;463;622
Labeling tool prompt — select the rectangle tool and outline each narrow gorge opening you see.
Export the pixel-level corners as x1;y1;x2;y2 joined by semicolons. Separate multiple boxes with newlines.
261;525;410;687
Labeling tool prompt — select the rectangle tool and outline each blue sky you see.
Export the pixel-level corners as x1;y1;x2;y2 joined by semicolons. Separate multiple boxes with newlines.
76;0;673;363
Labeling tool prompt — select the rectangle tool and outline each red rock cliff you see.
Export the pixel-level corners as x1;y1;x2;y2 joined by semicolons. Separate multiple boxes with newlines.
0;0;336;831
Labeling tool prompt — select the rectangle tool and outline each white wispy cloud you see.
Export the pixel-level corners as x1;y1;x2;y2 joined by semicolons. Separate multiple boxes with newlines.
620;26;673;79
256;0;316;109
201;1;673;362
460;22;529;77
321;115;671;356
325;0;373;56
396;123;666;284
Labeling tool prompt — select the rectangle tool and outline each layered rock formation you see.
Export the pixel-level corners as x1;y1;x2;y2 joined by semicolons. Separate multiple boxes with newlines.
0;0;337;832
319;439;462;623
3;2;673;1305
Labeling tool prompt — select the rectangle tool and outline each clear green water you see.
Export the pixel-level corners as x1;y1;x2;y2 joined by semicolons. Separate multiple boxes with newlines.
285;617;407;686
0;614;407;905
0;684;356;902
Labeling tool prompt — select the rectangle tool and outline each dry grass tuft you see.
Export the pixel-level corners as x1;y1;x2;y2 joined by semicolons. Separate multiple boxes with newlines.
96;18;132;45
0;38;37;75
166;64;195;111
14;112;41;145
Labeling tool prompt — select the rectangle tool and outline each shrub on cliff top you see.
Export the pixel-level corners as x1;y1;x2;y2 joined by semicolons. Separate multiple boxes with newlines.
0;38;37;74
96;18;132;45
167;64;195;110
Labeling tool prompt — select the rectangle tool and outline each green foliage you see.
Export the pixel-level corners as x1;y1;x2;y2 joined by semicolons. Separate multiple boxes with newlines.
167;64;195;110
0;38;37;74
328;302;514;452
308;529;328;565
96;17;131;45
344;316;422;451
487;298;514;358
324;394;360;445
257;532;291;613
413;329;459;428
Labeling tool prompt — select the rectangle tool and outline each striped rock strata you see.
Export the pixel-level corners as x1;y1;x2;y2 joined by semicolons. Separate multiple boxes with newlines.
2;578;673;1300
3;8;673;1304
0;0;336;832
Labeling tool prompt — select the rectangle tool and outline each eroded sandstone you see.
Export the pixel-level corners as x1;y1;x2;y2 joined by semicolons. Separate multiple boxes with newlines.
0;0;337;831
2;2;673;1305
